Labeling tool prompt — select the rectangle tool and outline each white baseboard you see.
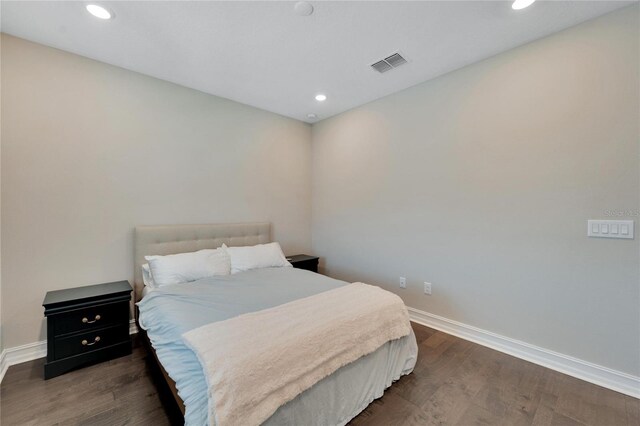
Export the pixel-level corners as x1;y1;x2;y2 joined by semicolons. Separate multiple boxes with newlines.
129;319;139;335
0;350;4;383
0;319;138;384
0;350;4;384
407;306;640;399
0;339;47;383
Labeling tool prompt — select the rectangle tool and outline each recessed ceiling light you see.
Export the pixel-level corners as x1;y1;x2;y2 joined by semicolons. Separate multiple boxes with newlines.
294;1;314;16
307;113;318;119
315;94;327;102
86;4;113;20
512;0;535;10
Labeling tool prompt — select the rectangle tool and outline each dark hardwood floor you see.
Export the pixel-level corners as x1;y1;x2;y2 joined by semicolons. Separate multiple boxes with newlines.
1;323;637;426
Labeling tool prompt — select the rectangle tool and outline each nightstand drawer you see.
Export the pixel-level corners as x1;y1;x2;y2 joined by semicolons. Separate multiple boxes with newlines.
53;324;129;360
51;301;129;336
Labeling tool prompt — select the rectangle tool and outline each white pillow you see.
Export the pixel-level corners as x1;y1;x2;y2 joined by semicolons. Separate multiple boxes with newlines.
224;242;292;274
144;248;230;287
142;263;155;288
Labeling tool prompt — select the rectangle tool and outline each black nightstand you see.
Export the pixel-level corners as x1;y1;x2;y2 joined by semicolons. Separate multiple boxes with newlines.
287;254;320;273
42;281;132;379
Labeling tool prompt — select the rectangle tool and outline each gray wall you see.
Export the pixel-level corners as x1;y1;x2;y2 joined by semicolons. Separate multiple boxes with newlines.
1;34;312;348
312;6;639;375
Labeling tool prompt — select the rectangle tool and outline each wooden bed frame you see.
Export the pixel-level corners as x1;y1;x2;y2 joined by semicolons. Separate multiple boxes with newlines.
133;222;272;420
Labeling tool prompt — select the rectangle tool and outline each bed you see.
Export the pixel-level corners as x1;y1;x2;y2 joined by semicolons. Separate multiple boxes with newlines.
134;223;418;426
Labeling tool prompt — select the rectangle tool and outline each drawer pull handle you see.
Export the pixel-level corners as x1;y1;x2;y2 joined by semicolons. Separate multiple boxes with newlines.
82;336;101;346
82;315;101;324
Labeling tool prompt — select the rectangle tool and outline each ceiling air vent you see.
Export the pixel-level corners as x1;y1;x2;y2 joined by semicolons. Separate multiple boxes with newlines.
385;53;407;67
370;52;408;73
371;60;393;73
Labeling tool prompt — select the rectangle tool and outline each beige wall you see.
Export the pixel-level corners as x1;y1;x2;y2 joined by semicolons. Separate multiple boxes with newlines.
0;33;2;354
1;6;638;379
1;34;312;348
312;6;639;375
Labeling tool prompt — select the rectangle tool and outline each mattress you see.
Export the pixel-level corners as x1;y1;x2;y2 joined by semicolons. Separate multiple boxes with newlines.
137;267;418;426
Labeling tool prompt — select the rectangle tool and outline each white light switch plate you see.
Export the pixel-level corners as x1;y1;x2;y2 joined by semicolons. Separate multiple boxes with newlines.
588;220;634;239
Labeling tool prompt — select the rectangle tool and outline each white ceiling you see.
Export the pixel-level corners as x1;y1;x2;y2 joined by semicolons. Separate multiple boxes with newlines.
1;1;634;123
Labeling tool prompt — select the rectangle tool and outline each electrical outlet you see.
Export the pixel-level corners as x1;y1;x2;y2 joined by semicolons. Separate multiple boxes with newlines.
424;282;432;295
399;277;406;289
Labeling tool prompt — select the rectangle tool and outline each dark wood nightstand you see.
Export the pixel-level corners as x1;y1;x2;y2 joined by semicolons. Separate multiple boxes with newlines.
287;254;320;273
42;281;132;379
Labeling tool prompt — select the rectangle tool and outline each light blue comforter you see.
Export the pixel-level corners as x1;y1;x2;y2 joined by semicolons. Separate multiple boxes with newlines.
138;267;417;425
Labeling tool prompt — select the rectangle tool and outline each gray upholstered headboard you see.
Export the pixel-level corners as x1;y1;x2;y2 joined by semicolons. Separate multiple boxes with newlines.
134;222;270;301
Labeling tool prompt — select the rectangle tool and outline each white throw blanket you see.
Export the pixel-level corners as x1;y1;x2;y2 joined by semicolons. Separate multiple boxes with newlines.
182;282;412;426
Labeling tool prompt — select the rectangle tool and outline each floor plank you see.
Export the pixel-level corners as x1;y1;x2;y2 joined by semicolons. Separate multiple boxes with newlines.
1;323;636;426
